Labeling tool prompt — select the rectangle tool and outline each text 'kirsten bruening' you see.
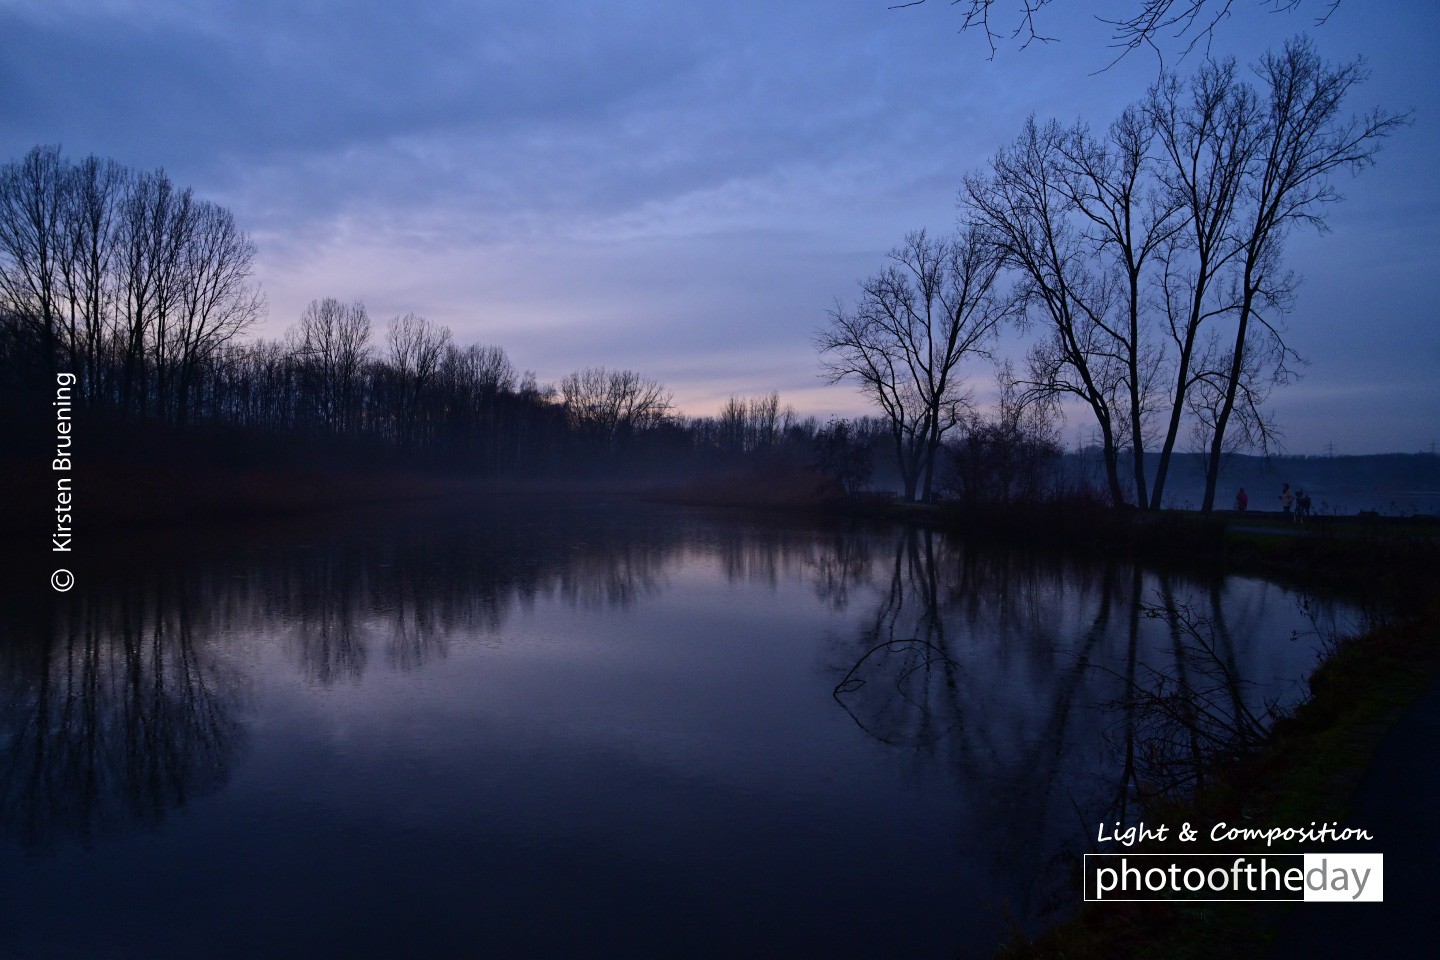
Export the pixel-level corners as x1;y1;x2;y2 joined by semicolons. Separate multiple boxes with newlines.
53;372;75;554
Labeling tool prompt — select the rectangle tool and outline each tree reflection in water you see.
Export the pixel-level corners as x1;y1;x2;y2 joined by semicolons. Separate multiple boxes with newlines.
270;511;692;684
822;525;1339;928
0;504;1340;954
0;577;241;850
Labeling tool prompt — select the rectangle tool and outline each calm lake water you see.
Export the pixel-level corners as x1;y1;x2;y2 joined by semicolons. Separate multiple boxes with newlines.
0;501;1351;958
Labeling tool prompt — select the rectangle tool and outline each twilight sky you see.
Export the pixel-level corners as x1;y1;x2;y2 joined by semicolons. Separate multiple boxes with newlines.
2;0;1435;453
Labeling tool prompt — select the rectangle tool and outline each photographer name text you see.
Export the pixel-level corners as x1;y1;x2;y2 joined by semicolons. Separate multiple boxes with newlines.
50;372;76;592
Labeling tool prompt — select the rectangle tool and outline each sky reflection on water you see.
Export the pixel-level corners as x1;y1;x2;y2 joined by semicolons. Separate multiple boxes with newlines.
0;503;1350;958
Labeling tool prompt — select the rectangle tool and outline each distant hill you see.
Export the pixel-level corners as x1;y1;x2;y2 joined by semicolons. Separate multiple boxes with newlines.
1065;451;1440;516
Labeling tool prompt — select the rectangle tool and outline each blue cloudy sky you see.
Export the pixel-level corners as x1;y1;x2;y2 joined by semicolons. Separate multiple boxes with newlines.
2;0;1435;453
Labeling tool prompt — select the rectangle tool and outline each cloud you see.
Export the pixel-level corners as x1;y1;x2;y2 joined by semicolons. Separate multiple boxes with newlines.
2;0;1436;442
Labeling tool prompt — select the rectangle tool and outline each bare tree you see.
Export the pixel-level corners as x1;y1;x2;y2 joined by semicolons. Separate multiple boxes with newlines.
717;395;750;454
1186;327;1284;477
0;145;67;377
893;0;1339;62
431;342;516;464
1054;107;1186;505
965;123;1131;506
945;361;1064;506
385;312;452;444
58;154;125;404
748;392;784;450
169;201;264;425
1199;36;1408;509
819;228;1013;502
1144;57;1260;507
715;391;789;454
965;39;1402;511
113;169;189;414
289;298;372;435
218;338;295;431
442;343;515;398
145;177;197;420
559;366;673;457
1;149;264;421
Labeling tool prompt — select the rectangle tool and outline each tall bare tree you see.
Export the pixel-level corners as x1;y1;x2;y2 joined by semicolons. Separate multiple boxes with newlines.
0;145;67;377
1054;107;1185;505
145;177;196;420
1;149;262;419
965;39;1401;510
290;298;372;435
819;228;1013;501
385;312;451;444
113;169;187;414
57;154;125;404
1144;57;1260;507
965;123;1131;506
169;201;263;425
1198;36;1406;509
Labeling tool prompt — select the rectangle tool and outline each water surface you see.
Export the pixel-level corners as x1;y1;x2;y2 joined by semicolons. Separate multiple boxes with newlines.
0;501;1348;958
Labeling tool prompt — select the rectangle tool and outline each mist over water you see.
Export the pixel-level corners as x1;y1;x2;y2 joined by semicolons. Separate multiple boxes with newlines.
0;501;1350;958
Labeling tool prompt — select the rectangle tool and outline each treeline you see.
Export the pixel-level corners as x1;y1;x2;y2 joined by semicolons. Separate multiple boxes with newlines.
0;145;262;425
0;149;888;485
213;303;879;478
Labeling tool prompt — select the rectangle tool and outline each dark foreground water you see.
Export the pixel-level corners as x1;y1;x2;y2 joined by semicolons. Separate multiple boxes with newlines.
0;501;1352;958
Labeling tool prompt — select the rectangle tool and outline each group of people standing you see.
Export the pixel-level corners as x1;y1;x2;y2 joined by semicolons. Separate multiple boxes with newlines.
1279;482;1312;520
1234;483;1311;519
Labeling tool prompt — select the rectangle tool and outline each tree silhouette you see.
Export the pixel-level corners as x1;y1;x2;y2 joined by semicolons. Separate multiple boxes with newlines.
893;0;1339;62
819;229;1015;502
